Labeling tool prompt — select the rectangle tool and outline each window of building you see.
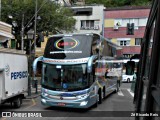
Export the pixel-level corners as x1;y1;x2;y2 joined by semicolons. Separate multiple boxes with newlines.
120;41;126;46
80;20;99;30
117;38;130;46
86;20;90;28
115;18;148;27
135;38;142;45
119;40;130;46
139;18;147;26
81;20;85;29
122;18;134;26
134;18;139;26
122;19;129;26
120;40;130;46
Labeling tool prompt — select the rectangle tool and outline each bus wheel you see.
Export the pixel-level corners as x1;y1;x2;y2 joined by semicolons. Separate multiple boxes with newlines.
98;89;102;104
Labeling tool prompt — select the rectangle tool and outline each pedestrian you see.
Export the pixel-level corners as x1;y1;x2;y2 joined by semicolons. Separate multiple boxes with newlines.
105;68;109;79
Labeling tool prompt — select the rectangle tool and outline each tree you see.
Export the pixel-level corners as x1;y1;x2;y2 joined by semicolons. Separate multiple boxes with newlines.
1;0;76;40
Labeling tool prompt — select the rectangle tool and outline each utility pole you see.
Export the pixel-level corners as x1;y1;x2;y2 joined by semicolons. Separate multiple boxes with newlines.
0;0;1;20
28;39;32;96
0;0;2;21
21;14;24;52
34;0;38;94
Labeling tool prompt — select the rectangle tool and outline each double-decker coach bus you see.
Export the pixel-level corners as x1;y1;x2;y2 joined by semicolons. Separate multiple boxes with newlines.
33;33;121;108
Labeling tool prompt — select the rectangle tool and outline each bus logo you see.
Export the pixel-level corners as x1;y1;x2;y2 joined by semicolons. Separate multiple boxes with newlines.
55;38;79;50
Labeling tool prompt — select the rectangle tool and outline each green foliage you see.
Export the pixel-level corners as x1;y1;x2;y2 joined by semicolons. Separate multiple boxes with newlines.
1;0;76;38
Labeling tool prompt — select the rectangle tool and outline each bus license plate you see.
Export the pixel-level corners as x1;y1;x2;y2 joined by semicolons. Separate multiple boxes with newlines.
57;103;66;106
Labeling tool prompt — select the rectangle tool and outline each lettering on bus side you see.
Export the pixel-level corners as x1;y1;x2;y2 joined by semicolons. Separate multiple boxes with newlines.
11;71;28;80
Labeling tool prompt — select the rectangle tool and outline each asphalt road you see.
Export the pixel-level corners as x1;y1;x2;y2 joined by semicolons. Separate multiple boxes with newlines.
0;83;135;120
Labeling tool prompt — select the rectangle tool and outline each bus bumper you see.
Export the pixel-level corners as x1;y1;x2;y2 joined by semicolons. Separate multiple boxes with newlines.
41;95;96;108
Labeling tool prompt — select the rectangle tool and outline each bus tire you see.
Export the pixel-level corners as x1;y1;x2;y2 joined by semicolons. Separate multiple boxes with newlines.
98;89;102;104
13;97;22;108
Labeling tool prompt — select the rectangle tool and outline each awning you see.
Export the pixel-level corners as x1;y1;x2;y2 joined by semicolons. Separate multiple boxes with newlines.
72;8;92;15
0;21;14;42
105;38;122;50
0;30;14;42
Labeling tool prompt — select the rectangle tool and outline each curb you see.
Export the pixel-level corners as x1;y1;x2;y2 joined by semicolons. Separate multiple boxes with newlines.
25;93;41;99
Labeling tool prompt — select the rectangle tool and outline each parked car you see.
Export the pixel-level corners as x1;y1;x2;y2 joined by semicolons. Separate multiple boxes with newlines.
122;73;136;83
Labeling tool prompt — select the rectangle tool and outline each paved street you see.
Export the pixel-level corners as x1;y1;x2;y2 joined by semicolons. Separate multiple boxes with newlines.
0;83;135;120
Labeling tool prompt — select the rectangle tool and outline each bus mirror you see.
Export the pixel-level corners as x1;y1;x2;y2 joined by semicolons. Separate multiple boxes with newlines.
126;61;135;75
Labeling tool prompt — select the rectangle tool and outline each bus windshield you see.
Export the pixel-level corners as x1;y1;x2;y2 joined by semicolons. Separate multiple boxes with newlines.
42;63;88;91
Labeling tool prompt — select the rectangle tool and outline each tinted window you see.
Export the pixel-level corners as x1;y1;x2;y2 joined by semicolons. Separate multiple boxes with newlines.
44;35;92;59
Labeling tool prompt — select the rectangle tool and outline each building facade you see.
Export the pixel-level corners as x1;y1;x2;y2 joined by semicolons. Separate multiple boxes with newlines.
57;0;85;6
0;21;14;49
71;5;104;35
104;7;150;58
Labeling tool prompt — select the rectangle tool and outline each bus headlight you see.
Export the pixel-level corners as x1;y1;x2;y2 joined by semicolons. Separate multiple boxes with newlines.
80;101;88;106
41;99;46;103
77;93;89;99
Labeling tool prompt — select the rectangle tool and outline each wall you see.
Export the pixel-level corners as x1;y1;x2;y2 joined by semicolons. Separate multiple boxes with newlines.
72;5;104;34
104;7;150;57
35;36;48;57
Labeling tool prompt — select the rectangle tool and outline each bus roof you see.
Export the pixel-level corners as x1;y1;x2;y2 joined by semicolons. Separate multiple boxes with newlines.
48;33;99;38
97;59;139;63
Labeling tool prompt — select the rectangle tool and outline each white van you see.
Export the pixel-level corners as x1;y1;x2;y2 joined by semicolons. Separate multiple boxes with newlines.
122;73;136;82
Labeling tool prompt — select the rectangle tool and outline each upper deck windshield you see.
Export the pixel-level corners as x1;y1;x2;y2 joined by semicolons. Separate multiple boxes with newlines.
44;35;92;59
42;63;88;91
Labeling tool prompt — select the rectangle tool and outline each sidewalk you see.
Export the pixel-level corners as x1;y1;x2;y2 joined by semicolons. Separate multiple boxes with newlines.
25;85;41;99
24;77;41;99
